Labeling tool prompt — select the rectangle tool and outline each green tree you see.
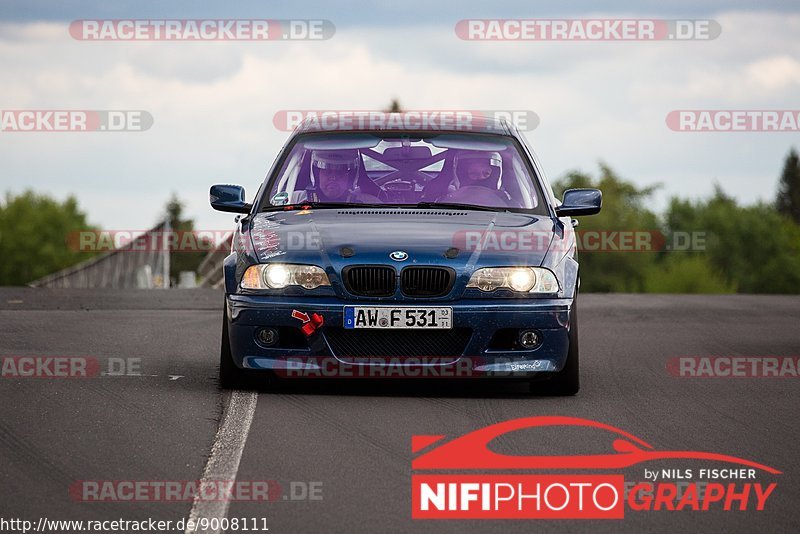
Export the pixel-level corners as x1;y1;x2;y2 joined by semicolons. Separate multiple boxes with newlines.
776;147;800;224
552;166;740;293
384;99;403;112
0;191;97;285
552;164;661;292
665;189;800;293
643;255;736;293
165;194;212;283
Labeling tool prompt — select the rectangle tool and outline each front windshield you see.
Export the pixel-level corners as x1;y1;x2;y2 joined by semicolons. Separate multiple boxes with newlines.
263;132;547;213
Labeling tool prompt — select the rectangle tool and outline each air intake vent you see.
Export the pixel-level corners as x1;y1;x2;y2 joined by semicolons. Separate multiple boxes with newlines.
401;266;455;297
325;328;472;359
343;266;396;297
337;210;468;216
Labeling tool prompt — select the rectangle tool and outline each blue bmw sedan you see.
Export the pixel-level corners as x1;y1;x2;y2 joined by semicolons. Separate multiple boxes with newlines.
210;114;601;395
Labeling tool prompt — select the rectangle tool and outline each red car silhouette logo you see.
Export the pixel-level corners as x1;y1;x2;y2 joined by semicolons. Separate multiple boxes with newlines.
412;416;781;473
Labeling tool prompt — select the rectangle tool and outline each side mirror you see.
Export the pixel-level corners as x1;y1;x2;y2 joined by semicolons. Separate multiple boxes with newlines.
210;184;251;214
555;188;602;217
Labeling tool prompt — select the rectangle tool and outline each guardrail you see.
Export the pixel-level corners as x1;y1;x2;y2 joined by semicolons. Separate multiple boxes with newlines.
197;234;232;288
29;221;171;288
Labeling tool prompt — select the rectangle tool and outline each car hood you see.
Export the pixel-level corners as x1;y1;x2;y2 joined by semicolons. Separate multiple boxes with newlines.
248;208;554;269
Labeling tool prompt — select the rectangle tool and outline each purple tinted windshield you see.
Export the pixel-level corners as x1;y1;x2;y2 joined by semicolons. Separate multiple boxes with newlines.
264;133;545;212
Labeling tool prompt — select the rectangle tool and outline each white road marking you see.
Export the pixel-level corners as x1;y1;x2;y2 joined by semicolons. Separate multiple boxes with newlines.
185;390;258;534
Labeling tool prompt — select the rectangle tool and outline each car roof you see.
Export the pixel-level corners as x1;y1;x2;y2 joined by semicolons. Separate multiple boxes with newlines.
291;111;520;137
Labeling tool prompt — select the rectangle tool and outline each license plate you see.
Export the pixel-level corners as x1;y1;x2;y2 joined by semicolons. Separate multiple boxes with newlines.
343;306;452;329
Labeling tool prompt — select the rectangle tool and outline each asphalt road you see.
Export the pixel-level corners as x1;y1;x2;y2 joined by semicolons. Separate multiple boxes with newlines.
1;288;799;533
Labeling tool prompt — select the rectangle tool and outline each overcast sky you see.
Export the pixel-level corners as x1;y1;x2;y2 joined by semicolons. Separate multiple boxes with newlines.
1;1;799;232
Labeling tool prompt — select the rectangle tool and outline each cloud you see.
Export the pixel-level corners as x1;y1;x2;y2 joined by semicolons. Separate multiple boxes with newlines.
0;11;798;232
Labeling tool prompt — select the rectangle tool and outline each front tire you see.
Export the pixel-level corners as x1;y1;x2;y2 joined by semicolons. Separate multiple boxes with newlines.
219;307;267;390
530;298;580;396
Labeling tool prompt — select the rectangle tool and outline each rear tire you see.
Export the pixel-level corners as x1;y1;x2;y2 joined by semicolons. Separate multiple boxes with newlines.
530;298;580;396
219;307;269;390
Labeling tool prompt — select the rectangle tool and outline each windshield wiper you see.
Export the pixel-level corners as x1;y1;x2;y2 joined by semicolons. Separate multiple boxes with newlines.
412;202;504;212
262;201;507;212
262;202;385;212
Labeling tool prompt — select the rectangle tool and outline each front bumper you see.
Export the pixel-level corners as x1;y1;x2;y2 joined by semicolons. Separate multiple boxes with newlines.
226;294;574;378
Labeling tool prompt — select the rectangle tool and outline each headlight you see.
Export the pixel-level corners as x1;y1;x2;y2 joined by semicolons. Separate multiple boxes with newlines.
467;267;559;294
241;264;330;290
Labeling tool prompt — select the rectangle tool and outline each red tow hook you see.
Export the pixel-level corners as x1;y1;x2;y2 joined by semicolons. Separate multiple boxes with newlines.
291;310;325;336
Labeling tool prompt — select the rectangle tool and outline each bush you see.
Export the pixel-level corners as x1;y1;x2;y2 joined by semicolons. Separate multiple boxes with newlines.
0;191;97;285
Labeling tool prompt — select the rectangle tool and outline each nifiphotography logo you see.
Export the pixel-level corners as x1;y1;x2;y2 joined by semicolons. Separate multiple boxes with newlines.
411;416;780;519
